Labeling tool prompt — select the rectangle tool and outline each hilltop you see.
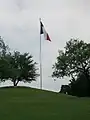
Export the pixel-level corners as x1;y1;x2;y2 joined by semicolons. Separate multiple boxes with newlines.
0;87;90;120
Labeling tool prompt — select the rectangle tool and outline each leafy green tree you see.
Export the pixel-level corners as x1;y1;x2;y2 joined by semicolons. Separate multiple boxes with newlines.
52;39;90;96
0;37;38;86
7;51;38;86
2;51;38;86
0;56;10;81
0;37;10;82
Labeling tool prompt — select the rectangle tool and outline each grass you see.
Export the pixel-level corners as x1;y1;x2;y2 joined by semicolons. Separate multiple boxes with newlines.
0;87;90;120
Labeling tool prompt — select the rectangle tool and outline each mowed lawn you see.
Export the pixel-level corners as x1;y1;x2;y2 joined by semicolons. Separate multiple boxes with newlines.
0;87;90;120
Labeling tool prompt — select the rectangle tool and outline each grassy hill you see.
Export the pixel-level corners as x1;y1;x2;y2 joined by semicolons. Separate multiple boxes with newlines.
0;87;90;120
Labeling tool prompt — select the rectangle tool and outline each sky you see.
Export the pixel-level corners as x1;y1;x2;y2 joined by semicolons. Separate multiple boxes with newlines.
0;0;90;92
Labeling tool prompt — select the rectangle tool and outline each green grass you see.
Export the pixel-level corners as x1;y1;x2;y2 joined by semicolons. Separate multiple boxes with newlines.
0;87;90;120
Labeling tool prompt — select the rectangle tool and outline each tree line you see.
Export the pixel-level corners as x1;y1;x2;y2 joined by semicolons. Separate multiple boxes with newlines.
0;36;90;97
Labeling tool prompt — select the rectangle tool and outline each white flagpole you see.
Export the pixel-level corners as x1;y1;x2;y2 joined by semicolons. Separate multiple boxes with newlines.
39;18;42;89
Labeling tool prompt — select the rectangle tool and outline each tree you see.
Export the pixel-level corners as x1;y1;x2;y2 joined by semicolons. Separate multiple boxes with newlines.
0;37;38;87
0;56;10;81
7;51;38;86
52;39;90;96
0;37;10;82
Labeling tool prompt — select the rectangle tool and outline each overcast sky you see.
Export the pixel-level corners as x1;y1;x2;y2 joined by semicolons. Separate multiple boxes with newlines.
0;0;90;92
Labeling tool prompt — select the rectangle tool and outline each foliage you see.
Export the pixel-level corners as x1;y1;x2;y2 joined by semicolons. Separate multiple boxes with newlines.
60;73;88;97
52;39;90;79
8;51;38;86
0;36;9;56
0;37;38;86
52;39;90;96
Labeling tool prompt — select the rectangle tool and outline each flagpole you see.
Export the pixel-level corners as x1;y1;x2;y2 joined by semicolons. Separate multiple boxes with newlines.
39;18;42;89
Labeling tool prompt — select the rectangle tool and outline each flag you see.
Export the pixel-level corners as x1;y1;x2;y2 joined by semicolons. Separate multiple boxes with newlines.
40;21;51;42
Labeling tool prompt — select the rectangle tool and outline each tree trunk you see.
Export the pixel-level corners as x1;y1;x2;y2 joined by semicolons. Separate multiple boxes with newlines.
13;80;19;87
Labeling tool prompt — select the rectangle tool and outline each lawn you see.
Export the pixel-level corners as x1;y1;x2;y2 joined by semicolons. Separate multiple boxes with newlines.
0;87;90;120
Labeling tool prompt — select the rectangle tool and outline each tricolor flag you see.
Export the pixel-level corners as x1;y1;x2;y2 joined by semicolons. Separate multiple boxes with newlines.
40;21;51;42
